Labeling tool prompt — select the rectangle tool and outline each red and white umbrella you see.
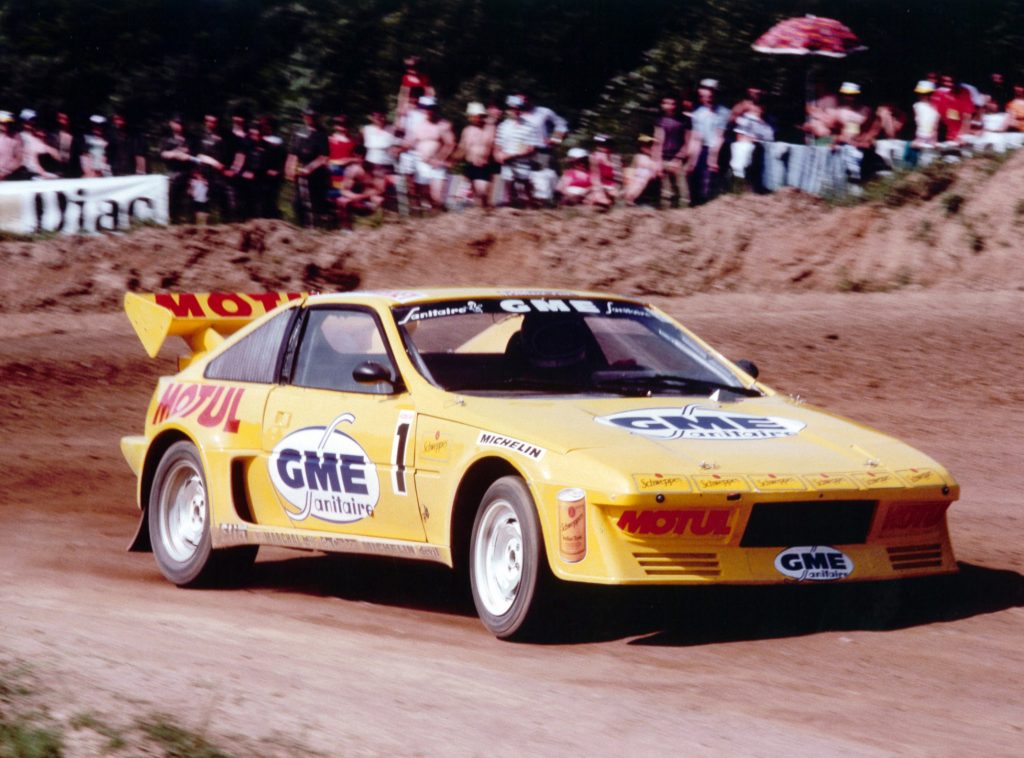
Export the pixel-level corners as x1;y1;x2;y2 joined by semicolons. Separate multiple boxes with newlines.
753;15;866;58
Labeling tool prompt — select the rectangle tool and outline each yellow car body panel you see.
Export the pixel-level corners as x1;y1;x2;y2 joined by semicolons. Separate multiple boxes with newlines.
123;289;959;586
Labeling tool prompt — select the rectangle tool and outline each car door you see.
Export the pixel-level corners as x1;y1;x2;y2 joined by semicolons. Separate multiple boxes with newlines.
255;305;425;541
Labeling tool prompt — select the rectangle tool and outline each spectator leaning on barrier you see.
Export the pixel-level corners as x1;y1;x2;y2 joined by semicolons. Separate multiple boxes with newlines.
108;112;147;176
454;101;496;208
589;134;619;207
49;112;81;178
195;114;231;219
160;115;193;223
337;146;386;230
686;78;729;207
834;82;870;181
19;109;59;179
0;112;25;180
81;115;112;178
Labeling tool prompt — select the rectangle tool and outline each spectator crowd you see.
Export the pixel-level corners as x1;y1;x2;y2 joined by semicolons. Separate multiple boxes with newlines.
4;55;1024;229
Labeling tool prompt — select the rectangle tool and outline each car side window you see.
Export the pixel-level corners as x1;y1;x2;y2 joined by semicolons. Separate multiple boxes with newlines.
205;310;294;383
292;309;396;394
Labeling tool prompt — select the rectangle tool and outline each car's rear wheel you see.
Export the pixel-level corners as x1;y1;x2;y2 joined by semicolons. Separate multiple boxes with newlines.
470;476;550;639
149;441;255;586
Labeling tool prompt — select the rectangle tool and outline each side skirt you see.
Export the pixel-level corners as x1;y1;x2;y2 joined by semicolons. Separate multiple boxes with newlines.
215;523;452;566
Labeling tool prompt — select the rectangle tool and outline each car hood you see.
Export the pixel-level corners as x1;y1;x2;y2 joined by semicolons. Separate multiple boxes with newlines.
448;393;950;480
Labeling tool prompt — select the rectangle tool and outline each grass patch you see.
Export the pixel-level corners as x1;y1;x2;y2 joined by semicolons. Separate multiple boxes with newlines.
0;663;63;757
70;712;126;752
137;714;231;758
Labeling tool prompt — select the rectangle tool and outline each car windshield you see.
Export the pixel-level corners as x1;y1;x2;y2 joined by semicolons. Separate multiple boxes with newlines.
393;296;759;397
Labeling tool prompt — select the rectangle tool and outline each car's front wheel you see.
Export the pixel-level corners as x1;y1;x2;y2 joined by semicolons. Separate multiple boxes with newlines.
469;476;551;639
149;440;255;586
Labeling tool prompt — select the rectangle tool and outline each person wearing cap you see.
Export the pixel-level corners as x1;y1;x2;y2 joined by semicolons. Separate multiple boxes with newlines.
912;80;940;149
556;147;593;205
453;101;497;207
685;78;730;206
18;109;59;179
589;134;619;207
407;95;454;211
495;95;543;207
836;83;869;143
0;112;25;181
81;114;112;178
286;108;330;226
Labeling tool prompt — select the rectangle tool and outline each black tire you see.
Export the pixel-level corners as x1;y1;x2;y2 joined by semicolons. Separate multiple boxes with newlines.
148;440;256;587
469;476;552;639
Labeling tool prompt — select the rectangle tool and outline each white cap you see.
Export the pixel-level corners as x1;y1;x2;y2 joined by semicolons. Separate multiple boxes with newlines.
466;101;486;116
19;108;36;121
839;81;861;95
418;95;437;108
0;111;13;123
90;114;107;125
567;147;588;160
505;94;525;108
699;78;719;90
915;80;936;94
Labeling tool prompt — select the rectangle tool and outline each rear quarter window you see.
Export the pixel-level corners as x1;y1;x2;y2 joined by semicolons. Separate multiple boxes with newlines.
204;310;294;383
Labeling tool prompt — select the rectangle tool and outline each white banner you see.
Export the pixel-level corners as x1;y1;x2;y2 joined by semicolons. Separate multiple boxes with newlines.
0;174;168;235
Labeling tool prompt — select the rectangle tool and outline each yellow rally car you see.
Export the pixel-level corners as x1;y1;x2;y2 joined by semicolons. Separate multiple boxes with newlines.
121;289;959;638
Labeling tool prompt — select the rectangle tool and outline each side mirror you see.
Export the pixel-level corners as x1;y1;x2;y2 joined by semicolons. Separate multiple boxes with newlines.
735;359;759;379
352;360;393;385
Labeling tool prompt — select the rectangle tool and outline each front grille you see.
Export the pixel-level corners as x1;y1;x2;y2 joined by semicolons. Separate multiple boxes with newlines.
740;500;876;547
632;551;721;577
888;544;943;570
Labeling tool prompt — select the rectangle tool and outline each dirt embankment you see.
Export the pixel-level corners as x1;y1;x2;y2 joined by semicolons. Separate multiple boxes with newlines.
2;151;1024;314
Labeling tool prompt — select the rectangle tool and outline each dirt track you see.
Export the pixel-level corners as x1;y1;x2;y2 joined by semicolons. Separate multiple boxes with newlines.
1;287;1022;755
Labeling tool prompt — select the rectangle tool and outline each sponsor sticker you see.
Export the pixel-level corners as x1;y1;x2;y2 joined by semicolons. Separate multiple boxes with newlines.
694;474;751;492
152;382;245;433
397;301;484;325
477;431;545;460
269;413;380;524
774;546;854;581
751;474;808;491
595;405;805;441
420;430;450;461
896;468;944;487
880;501;949;536
154;292;301;319
617;508;732;537
806;473;857;490
633;473;692;493
852;471;901;489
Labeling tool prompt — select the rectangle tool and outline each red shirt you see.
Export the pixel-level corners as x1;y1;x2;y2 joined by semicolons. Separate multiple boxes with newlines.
932;88;974;139
401;72;431;90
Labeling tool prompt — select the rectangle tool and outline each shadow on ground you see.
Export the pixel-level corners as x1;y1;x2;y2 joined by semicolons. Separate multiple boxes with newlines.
241;555;1023;645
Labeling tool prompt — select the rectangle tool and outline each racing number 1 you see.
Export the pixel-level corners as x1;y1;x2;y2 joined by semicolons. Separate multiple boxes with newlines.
391;411;415;496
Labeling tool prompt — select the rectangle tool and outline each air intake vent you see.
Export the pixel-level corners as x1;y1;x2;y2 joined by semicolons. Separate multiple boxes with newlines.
632;551;721;577
741;500;876;547
888;544;943;570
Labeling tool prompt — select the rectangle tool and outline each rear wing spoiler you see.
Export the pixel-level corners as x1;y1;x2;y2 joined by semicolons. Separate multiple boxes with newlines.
124;292;305;362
